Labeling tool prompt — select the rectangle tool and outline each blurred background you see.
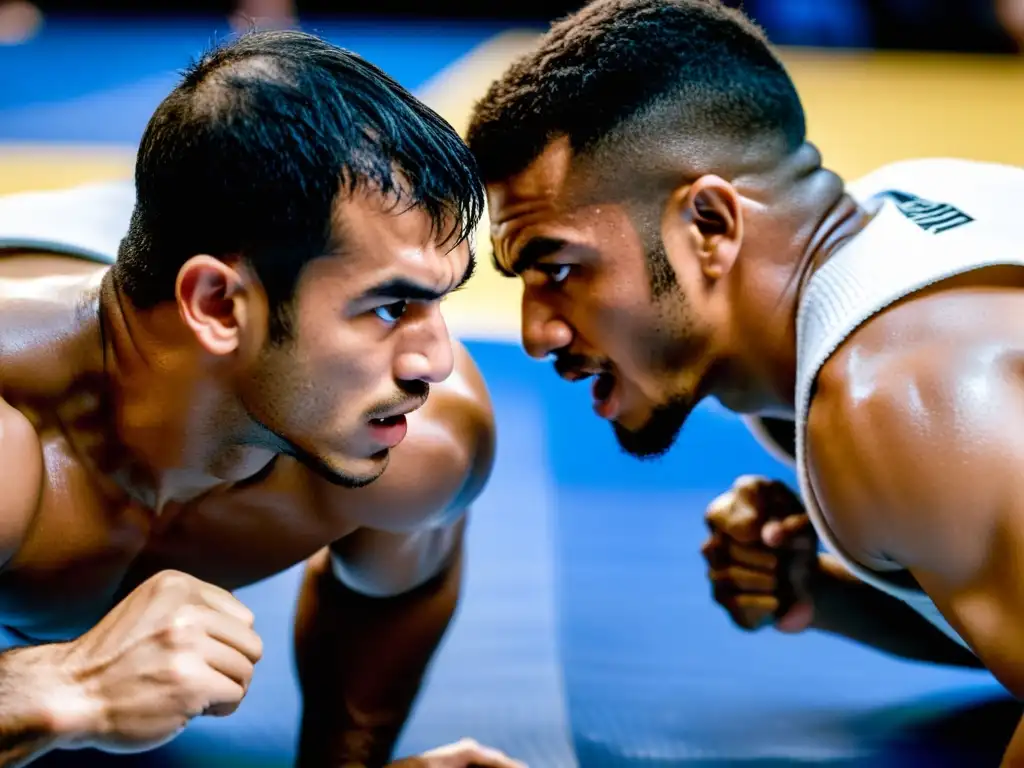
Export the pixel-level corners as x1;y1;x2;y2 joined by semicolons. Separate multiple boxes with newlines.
2;2;1024;767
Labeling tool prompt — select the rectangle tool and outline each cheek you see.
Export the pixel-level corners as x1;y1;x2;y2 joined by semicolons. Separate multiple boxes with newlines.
580;272;661;357
244;342;349;438
294;324;401;425
295;309;381;387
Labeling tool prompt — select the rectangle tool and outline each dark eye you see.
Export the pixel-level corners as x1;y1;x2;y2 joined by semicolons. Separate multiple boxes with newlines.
373;301;407;325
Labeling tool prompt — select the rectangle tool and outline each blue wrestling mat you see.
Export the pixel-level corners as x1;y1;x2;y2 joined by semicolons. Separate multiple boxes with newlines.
5;15;1019;768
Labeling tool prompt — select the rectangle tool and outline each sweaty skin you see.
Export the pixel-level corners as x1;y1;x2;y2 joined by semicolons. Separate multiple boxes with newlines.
487;135;1024;764
807;265;1024;680
0;246;497;766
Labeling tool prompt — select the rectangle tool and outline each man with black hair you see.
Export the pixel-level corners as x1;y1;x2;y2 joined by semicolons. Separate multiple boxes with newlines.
0;30;522;768
468;0;1024;762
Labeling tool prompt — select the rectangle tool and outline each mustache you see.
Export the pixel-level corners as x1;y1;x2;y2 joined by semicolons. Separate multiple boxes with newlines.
366;380;430;419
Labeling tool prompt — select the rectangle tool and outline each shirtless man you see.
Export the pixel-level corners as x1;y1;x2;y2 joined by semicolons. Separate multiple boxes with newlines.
0;29;523;768
466;0;1024;763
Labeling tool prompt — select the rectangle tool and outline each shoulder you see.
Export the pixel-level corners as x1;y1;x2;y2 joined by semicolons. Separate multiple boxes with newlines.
845;157;1018;199
0;397;43;569
423;338;495;455
403;339;495;505
806;329;1024;577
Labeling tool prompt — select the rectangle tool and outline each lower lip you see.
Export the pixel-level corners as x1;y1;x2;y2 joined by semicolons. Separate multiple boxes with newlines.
592;374;621;421
368;414;408;448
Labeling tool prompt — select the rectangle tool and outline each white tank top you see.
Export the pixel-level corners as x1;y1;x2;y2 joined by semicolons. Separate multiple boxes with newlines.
0;181;135;264
777;158;1024;651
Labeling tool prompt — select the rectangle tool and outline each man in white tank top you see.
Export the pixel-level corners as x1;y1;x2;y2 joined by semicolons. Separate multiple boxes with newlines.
470;0;1024;762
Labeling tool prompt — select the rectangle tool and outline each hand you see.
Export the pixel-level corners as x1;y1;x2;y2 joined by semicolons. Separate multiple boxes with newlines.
56;570;263;753
702;475;819;633
387;738;527;768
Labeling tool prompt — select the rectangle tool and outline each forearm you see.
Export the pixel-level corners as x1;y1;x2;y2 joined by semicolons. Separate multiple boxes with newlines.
0;644;80;767
293;547;463;768
809;555;983;668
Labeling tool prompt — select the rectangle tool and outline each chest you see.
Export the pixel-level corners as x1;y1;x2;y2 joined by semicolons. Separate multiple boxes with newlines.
0;438;353;642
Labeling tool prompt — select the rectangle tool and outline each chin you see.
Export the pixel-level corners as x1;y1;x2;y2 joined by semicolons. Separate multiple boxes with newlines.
295;446;390;489
612;396;695;461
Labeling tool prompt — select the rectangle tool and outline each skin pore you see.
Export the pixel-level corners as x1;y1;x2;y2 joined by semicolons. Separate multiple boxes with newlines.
487;135;869;457
89;183;472;512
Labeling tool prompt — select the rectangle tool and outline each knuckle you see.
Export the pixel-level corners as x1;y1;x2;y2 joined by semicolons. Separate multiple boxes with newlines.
158;617;199;650
166;653;199;688
153;569;188;589
172;602;203;626
238;605;256;627
705;491;733;519
732;474;766;494
151;569;197;598
228;682;246;704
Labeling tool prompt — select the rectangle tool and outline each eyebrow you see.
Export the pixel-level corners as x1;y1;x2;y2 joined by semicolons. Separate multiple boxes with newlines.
364;257;477;302
493;235;567;277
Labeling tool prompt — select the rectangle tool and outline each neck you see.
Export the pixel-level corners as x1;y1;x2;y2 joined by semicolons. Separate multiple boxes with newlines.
97;274;275;510
726;143;872;416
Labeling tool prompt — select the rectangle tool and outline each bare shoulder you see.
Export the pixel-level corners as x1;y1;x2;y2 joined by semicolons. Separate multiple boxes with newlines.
0;260;106;400
312;340;495;531
0;397;44;569
807;320;1024;577
420;338;495;450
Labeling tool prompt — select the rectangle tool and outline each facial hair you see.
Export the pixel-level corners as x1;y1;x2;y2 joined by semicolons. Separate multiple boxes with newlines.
612;240;704;460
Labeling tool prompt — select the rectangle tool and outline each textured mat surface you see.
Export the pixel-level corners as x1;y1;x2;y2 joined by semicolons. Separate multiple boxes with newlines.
6;16;1024;767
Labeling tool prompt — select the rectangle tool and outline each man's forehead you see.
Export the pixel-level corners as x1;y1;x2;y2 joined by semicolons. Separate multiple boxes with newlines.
312;191;472;291
331;185;465;251
486;138;577;222
372;236;472;284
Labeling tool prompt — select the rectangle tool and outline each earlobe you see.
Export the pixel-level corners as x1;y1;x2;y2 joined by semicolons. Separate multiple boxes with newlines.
175;255;246;357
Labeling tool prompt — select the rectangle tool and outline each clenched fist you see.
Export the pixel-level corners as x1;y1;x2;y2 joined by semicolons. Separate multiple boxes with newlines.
56;570;263;753
701;475;819;633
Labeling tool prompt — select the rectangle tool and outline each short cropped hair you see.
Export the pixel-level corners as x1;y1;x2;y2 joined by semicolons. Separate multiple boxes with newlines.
466;0;806;187
115;29;484;340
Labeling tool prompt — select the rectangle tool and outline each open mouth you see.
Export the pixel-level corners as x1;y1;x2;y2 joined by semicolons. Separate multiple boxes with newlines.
367;413;410;449
592;371;615;404
591;370;621;420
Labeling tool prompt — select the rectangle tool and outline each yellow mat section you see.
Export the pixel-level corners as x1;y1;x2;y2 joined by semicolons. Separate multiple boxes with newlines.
2;32;1023;343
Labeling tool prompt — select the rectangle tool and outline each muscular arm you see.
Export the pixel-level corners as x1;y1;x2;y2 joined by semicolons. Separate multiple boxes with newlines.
293;345;496;767
0;398;78;766
807;348;1024;764
744;415;980;666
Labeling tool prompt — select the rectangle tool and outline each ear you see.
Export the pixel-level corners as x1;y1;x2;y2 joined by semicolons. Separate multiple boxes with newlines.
662;175;744;281
175;255;254;357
